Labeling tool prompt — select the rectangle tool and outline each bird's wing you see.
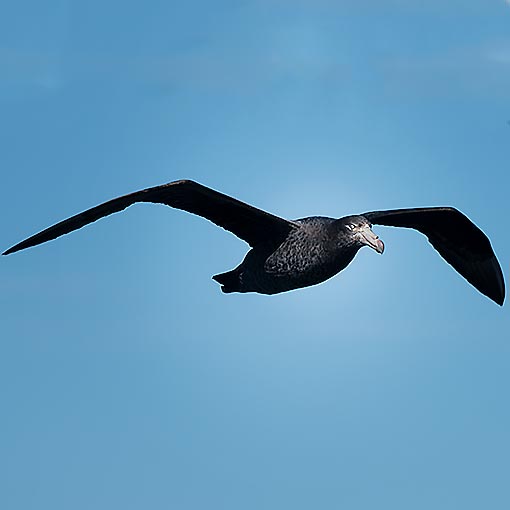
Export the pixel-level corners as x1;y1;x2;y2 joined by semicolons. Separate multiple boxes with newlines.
363;207;505;305
3;180;297;255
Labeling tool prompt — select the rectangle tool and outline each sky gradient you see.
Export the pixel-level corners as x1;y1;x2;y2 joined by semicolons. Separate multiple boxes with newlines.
1;2;510;509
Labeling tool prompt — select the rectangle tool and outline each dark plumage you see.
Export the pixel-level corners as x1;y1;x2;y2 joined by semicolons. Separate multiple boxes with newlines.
3;180;505;305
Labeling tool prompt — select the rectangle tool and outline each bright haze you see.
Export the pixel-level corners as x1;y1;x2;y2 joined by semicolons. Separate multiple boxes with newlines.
1;1;509;510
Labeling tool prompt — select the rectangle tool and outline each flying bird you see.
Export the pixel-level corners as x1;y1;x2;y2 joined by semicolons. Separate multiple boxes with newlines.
3;180;505;305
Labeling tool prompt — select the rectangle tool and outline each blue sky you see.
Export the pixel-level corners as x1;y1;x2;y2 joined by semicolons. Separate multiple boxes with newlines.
1;1;509;509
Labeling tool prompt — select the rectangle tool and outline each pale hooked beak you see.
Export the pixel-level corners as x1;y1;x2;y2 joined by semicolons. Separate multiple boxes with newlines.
360;225;385;254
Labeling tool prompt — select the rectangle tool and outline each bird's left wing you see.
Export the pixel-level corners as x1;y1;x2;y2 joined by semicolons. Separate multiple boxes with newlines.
363;207;505;305
3;180;297;255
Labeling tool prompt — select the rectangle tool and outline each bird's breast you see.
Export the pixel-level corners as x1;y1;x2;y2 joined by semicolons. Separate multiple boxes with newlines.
263;225;359;285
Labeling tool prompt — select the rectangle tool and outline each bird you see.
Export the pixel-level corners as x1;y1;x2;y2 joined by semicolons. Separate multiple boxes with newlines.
2;179;505;305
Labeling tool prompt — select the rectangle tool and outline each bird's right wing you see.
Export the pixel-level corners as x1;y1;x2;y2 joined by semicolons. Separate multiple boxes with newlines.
363;207;505;305
3;180;298;255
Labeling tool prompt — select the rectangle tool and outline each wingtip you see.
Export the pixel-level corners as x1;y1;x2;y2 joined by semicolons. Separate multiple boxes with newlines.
492;267;505;307
488;287;505;306
2;243;25;255
2;244;20;256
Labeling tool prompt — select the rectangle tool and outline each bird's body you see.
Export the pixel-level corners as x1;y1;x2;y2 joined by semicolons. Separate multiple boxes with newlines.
215;216;364;294
3;180;505;305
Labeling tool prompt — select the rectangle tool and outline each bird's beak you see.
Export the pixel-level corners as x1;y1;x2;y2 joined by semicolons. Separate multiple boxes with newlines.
360;225;384;254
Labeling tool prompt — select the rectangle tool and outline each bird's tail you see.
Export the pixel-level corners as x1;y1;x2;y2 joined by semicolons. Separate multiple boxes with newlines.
212;268;241;293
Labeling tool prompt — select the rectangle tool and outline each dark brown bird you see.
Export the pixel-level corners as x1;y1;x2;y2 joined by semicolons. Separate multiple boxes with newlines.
3;180;505;305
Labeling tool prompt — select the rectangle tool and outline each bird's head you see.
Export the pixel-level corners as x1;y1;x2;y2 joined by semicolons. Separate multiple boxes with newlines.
338;216;385;254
